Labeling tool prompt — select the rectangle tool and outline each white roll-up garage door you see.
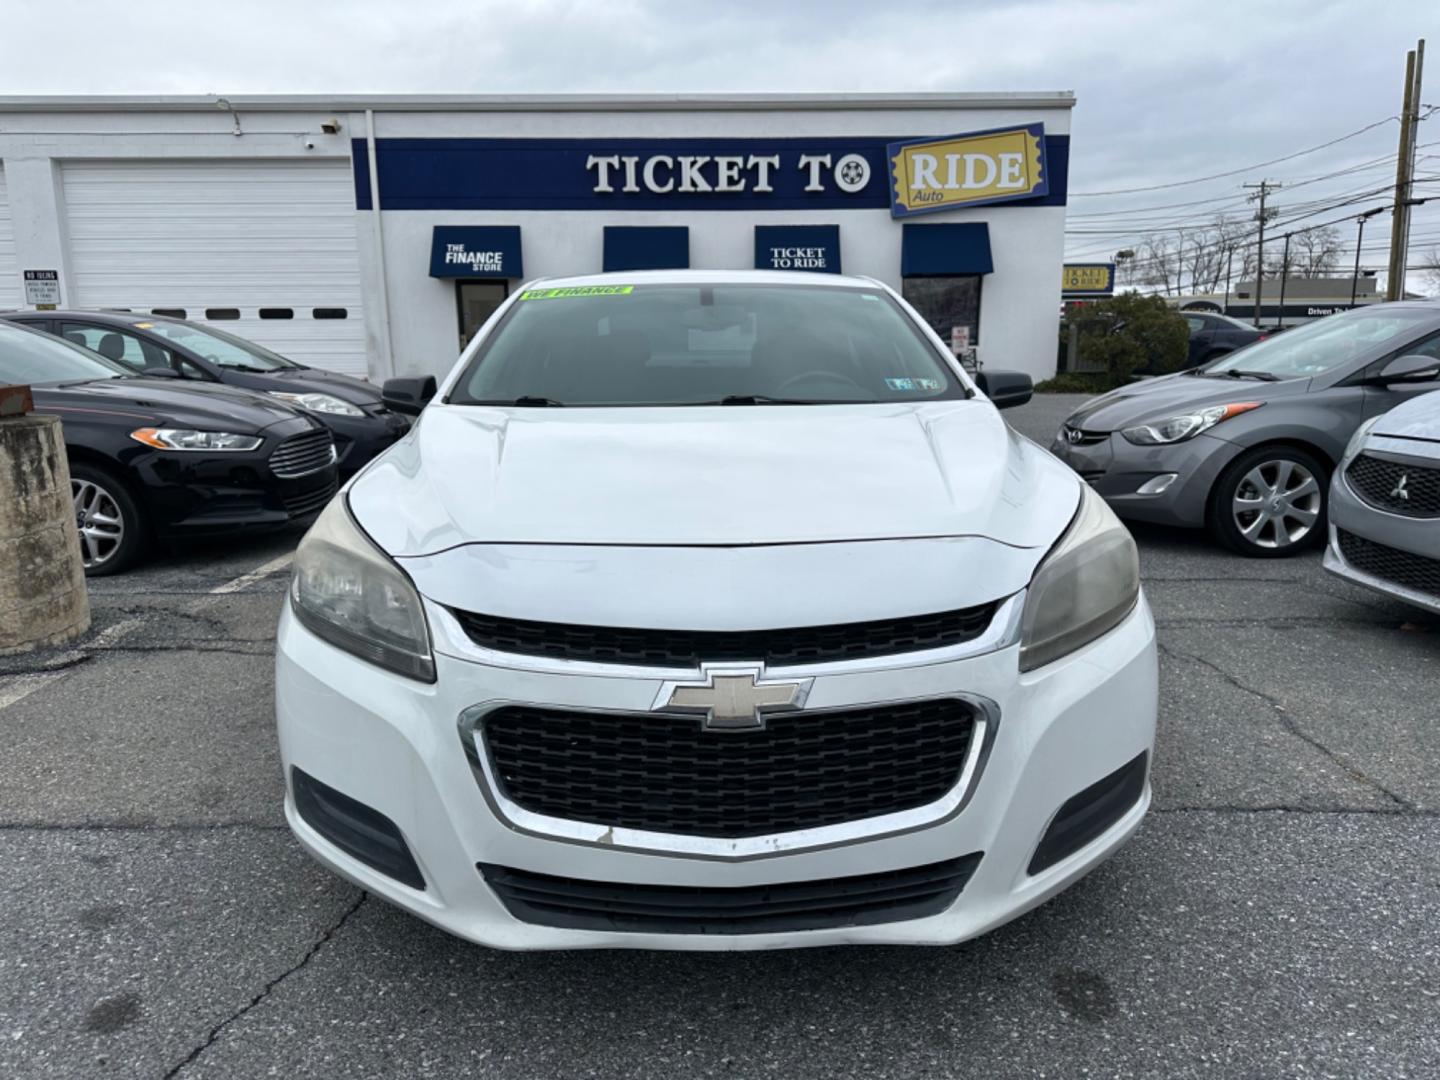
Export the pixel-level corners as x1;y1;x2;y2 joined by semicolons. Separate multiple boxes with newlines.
61;159;368;377
0;167;20;310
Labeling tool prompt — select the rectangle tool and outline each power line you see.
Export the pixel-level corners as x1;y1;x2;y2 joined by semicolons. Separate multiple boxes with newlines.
1069;115;1400;196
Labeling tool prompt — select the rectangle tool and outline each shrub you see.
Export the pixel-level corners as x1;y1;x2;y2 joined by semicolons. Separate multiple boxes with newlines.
1068;292;1189;386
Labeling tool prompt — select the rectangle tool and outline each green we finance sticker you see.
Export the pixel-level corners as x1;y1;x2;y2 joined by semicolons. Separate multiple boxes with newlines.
519;286;635;300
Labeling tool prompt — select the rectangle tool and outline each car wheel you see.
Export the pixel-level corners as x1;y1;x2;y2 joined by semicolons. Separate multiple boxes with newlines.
1207;445;1327;558
69;464;147;576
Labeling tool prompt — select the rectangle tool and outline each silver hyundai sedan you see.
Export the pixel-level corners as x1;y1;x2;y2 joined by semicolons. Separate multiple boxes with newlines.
1326;383;1440;613
1050;302;1440;557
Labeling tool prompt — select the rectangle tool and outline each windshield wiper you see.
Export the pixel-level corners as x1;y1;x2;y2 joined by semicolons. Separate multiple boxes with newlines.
471;395;566;407
714;394;874;405
1218;369;1280;382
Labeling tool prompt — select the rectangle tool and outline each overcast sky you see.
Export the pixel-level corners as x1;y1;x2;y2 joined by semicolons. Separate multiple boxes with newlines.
1;0;1434;282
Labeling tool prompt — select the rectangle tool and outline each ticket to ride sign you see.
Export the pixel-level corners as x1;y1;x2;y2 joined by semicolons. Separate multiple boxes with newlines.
887;124;1048;217
1061;263;1116;297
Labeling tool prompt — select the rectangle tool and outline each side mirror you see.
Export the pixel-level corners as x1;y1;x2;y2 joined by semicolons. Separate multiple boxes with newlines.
141;366;181;379
382;375;437;416
1376;354;1440;384
975;369;1033;410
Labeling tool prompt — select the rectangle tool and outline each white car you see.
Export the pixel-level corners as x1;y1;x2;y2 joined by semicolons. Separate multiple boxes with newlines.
276;270;1157;951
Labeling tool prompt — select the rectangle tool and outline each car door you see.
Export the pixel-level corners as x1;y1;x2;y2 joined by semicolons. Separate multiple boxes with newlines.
1360;327;1440;419
58;321;187;378
1184;315;1211;367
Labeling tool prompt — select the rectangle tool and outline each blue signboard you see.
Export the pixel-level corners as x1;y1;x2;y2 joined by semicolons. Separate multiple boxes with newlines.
900;223;993;276
603;226;689;272
754;225;841;273
354;136;1068;212
429;226;523;278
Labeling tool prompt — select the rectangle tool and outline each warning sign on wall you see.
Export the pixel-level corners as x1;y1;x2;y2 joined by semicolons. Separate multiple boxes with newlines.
23;270;60;309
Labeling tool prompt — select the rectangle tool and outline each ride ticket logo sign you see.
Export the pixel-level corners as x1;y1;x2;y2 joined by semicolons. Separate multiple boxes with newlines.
887;124;1048;217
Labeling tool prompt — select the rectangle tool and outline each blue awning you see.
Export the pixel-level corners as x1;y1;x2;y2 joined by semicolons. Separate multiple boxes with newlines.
430;226;523;278
753;225;841;274
900;223;993;276
603;226;689;272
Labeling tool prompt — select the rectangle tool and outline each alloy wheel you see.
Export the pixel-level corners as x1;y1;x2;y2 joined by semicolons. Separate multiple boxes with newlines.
1230;458;1321;550
71;477;126;569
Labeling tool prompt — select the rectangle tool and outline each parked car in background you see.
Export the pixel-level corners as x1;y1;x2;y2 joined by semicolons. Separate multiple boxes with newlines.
0;320;337;575
1325;383;1440;613
1051;302;1440;557
1182;311;1266;368
278;270;1157;950
0;311;409;477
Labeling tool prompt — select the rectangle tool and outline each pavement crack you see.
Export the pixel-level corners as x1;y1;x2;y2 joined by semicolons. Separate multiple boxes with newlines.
0;821;286;832
1153;805;1438;817
1157;641;1416;811
162;890;367;1080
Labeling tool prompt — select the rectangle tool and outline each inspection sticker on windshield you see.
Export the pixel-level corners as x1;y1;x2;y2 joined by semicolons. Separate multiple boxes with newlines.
519;286;635;300
885;377;941;391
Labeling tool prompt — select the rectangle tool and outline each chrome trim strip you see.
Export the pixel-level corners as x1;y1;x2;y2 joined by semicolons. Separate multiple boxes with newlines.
458;693;999;861
427;590;1026;680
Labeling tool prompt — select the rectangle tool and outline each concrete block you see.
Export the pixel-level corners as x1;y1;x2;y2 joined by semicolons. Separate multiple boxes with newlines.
0;415;90;654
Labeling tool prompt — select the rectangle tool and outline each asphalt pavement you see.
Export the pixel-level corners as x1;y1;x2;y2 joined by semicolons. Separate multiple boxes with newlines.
3;394;1438;1079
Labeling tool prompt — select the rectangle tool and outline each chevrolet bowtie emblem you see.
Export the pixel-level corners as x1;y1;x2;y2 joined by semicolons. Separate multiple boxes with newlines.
659;667;812;730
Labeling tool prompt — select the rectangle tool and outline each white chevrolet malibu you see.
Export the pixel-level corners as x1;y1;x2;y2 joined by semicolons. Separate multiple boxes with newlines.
276;270;1157;950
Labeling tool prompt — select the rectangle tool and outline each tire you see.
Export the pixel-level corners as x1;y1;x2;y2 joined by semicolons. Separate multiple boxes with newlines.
1207;445;1328;558
69;463;147;576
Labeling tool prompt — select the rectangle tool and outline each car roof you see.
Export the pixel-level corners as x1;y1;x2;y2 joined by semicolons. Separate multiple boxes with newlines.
521;269;881;290
0;308;189;327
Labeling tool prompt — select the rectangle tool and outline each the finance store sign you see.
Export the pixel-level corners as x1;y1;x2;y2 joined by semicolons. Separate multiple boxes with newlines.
354;126;1066;214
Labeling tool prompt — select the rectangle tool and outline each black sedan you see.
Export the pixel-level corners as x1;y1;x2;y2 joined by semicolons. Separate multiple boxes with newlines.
1182;311;1267;368
0;320;339;575
1;310;409;477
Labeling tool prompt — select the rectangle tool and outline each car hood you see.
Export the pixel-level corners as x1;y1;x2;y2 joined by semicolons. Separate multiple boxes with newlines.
257;367;380;405
348;401;1081;556
1063;372;1312;432
32;376;309;433
1372;390;1440;442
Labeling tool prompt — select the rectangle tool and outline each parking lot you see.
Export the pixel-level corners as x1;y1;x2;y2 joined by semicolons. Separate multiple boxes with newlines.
2;391;1437;1079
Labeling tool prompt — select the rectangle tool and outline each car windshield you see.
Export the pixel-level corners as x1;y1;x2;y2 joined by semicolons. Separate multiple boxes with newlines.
0;322;133;384
143;321;301;371
448;283;967;406
1205;308;1437;378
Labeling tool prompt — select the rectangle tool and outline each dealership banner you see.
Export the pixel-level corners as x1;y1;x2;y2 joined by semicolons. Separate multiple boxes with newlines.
429;226;524;278
354;135;1068;212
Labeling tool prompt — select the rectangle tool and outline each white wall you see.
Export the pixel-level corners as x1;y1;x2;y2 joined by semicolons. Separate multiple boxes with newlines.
368;103;1070;384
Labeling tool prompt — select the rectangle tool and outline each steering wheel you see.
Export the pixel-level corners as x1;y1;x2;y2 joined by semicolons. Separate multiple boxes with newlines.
775;370;870;396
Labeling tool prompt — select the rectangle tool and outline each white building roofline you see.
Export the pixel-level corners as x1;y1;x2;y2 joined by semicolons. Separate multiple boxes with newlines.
0;91;1076;113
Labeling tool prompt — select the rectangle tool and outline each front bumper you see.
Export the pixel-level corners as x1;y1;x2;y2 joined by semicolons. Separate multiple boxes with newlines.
1323;447;1440;614
275;595;1157;950
1048;430;1237;528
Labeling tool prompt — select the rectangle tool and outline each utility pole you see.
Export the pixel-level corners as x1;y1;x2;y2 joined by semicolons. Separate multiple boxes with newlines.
1276;233;1292;329
1352;205;1386;306
1244;180;1280;326
1386;39;1425;301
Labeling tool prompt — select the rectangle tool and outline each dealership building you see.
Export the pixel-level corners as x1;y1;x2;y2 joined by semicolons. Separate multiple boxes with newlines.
0;93;1073;382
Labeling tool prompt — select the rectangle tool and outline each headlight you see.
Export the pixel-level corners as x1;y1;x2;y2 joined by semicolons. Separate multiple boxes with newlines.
129;427;262;451
290;497;434;682
268;391;365;417
1343;416;1382;463
1019;486;1140;672
1121;402;1262;445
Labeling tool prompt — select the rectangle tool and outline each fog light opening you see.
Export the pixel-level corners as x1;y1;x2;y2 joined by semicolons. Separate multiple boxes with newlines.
1136;473;1178;496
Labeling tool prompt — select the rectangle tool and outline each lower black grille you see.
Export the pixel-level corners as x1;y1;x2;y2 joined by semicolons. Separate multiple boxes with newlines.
269;429;336;479
479;854;982;934
282;478;338;518
1338;529;1440;597
479;699;977;838
1346;453;1440;517
449;602;998;668
292;768;424;889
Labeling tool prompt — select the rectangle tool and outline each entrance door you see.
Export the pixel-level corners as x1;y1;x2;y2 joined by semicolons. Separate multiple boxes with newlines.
456;281;509;351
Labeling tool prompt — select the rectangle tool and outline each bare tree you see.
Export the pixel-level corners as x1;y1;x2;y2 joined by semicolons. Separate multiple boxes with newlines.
1421;246;1440;297
1266;225;1344;278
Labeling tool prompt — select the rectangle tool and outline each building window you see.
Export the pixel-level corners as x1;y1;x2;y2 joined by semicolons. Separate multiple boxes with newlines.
313;307;348;319
902;277;982;353
205;308;241;320
259;307;294;319
151;308;186;318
